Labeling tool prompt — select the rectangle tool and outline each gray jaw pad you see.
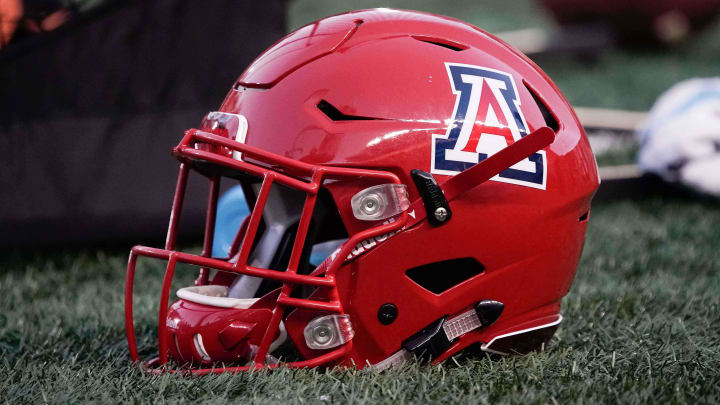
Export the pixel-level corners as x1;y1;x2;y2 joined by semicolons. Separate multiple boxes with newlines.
228;184;305;299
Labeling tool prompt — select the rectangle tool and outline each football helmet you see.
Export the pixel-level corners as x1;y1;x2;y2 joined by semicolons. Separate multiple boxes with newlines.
124;9;598;373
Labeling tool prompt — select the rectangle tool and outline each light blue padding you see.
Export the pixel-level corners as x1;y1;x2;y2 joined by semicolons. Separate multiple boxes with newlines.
310;249;332;267
212;185;340;265
212;185;250;258
309;239;346;267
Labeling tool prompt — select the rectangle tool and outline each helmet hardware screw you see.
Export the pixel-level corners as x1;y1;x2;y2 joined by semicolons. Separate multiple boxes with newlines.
434;207;448;222
377;303;398;325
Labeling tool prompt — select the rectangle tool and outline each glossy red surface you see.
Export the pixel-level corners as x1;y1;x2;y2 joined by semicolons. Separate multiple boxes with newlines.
125;9;599;373
165;300;270;364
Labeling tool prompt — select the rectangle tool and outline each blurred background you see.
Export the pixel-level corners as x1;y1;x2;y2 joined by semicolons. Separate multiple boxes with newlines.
2;1;719;402
2;0;720;248
3;0;720;249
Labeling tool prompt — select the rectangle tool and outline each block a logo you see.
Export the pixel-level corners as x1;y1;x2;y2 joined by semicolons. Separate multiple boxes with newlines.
431;63;547;189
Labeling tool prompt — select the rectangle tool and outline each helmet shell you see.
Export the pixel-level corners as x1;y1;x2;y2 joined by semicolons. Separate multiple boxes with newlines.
215;9;598;365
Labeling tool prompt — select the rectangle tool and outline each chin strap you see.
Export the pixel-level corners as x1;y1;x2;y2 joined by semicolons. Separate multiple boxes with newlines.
406;126;556;227
368;300;504;371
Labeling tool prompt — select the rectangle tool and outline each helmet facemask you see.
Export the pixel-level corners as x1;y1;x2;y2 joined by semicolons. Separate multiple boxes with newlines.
125;120;409;373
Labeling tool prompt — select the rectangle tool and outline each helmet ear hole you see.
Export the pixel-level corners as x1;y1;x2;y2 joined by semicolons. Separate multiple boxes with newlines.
405;258;485;294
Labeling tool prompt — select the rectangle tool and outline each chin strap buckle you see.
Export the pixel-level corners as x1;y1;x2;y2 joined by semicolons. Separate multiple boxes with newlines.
398;300;505;362
401;317;453;360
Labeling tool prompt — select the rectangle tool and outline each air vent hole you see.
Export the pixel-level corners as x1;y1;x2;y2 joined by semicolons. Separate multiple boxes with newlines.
316;100;386;121
406;257;484;294
524;83;560;132
412;35;467;51
579;211;589;222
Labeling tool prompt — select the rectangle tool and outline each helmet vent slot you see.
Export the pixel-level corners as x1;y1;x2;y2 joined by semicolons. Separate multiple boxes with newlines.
411;35;467;51
524;82;559;132
317;100;387;121
405;257;485;294
579;210;589;222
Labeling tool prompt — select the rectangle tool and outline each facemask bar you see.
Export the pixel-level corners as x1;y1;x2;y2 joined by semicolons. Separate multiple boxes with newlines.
125;128;408;374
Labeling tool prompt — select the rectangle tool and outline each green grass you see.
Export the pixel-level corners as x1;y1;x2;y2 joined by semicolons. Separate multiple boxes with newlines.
3;0;720;403
1;197;719;403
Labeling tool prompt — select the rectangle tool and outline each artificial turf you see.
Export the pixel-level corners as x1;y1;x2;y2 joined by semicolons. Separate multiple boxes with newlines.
2;0;720;403
2;196;719;403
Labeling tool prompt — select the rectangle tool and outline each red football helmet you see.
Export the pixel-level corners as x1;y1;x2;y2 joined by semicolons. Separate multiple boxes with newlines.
125;9;598;373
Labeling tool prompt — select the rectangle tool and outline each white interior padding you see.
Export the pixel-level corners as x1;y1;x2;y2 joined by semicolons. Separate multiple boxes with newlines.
176;285;258;309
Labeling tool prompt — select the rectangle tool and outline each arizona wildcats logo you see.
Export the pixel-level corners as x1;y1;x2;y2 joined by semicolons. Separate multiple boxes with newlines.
432;63;547;189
